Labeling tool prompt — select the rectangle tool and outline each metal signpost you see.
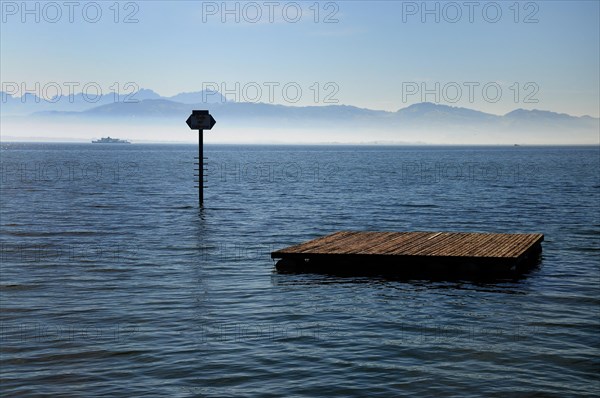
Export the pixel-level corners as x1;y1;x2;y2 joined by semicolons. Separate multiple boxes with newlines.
186;110;216;207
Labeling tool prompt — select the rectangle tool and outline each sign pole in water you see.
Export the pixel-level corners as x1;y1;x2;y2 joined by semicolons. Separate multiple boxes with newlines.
186;110;216;207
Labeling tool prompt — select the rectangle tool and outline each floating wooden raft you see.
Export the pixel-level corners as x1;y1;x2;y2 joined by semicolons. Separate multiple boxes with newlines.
272;231;544;278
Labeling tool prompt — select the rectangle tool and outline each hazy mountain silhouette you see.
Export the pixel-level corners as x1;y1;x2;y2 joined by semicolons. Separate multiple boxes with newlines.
396;102;499;123
45;98;594;130
2;89;598;144
0;88;224;115
166;90;227;104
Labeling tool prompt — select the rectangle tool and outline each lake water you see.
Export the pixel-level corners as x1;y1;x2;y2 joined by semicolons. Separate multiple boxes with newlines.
1;143;599;396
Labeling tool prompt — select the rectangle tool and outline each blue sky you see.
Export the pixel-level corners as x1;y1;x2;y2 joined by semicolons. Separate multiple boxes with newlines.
1;0;599;116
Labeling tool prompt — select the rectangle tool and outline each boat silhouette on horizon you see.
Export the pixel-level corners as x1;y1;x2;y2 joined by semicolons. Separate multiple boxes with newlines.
92;136;131;144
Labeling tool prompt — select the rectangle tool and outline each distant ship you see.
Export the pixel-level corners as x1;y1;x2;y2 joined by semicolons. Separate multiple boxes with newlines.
92;137;131;144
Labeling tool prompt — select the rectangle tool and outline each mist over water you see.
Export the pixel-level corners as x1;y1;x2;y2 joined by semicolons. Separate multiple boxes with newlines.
1;143;599;396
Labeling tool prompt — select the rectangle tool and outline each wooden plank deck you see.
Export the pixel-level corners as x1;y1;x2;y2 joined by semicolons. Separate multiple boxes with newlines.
271;231;544;278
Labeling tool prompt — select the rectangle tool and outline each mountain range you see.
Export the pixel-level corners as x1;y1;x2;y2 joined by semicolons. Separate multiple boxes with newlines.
1;89;598;144
0;89;227;115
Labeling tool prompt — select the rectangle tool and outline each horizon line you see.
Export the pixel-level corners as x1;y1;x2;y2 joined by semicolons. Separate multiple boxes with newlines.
2;139;599;147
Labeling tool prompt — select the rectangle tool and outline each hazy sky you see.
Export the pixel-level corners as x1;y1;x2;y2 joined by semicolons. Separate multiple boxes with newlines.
1;0;599;116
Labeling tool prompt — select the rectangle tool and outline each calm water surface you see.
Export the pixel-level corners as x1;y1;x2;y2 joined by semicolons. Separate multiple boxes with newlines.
1;143;599;396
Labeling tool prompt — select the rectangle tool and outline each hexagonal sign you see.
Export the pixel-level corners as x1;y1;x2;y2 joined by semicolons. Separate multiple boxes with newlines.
186;110;216;130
